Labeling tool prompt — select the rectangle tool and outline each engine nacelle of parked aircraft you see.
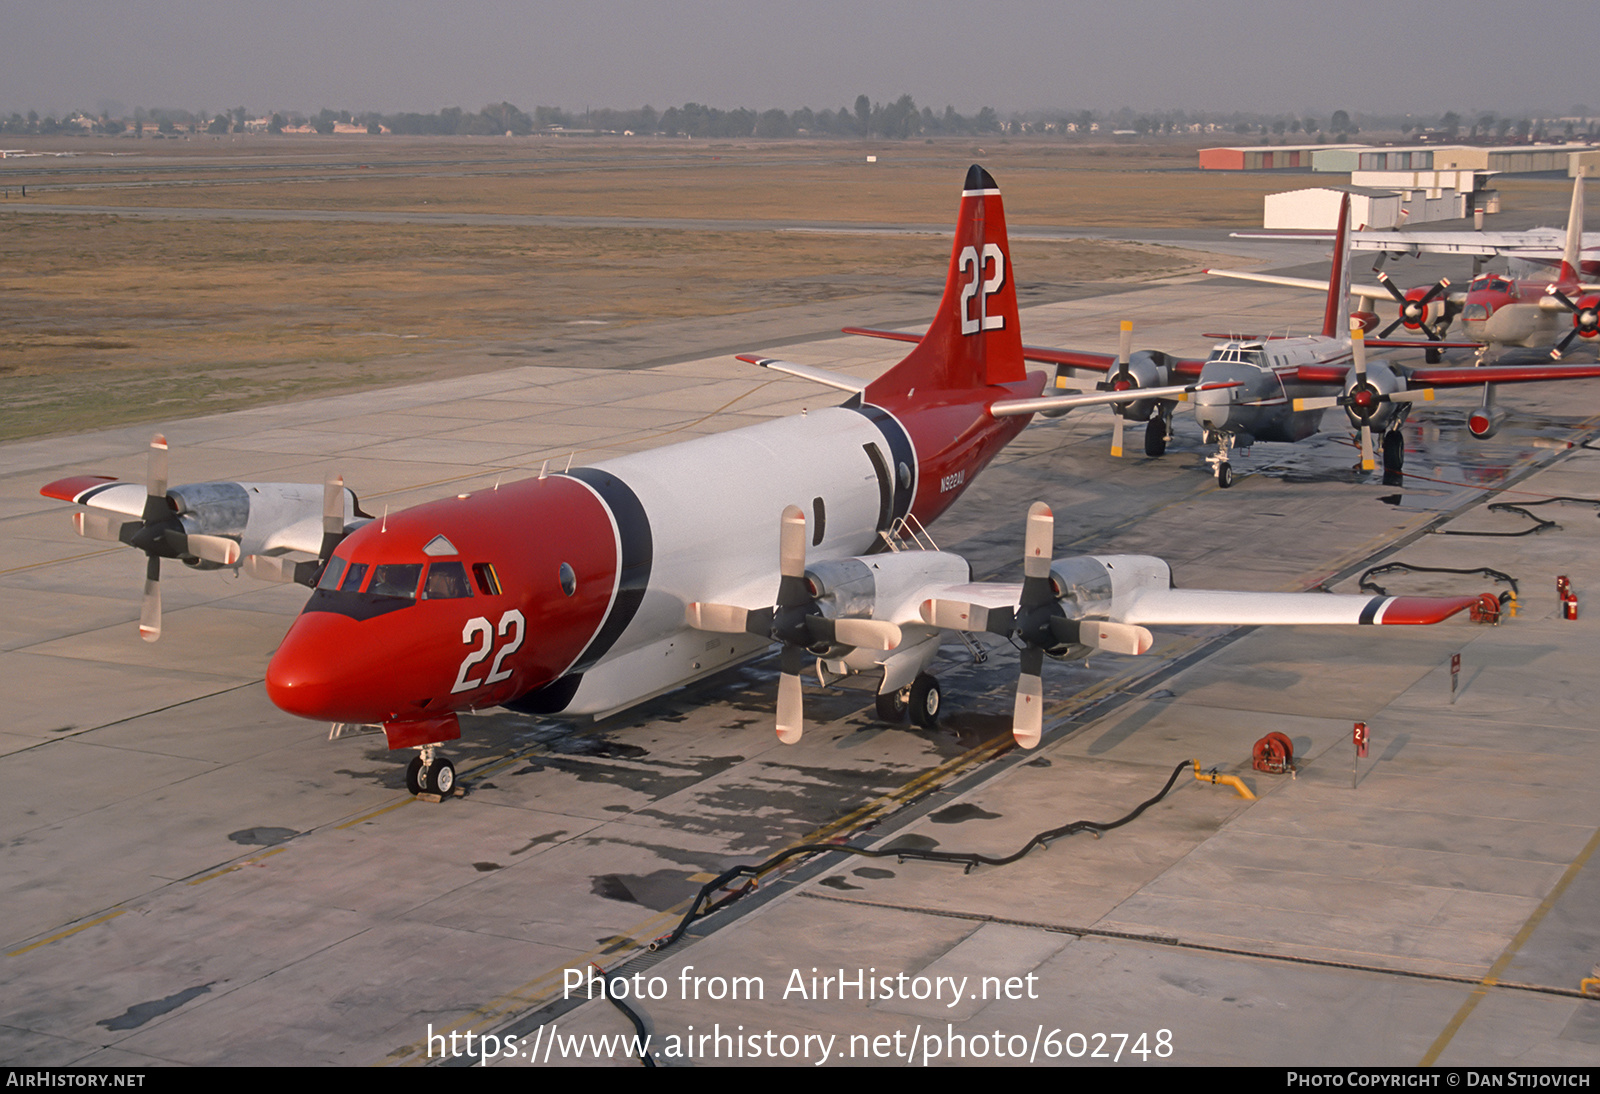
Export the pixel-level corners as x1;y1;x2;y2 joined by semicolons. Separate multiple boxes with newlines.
1341;359;1406;433
1043;554;1171;659
1104;350;1179;422
803;550;971;654
1467;407;1505;439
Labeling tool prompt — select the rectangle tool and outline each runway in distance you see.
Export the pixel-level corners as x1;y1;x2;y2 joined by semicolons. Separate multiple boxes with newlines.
41;167;1489;793
853;193;1600;486
1214;178;1600;362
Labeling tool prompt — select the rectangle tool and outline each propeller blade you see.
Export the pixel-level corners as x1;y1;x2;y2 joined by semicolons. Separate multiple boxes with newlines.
1359;424;1376;472
140;555;161;642
1013;646;1045;749
776;645;805;744
73;510;134;544
1389;389;1435;404
242;555;300;584
1419;278;1451;306
1293;396;1342;412
1378;317;1405;339
1116;319;1133;378
1023;502;1053;582
1351;328;1368;384
1376;272;1408;306
830;617;901;651
779;505;807;580
920;599;1014;634
1110;411;1125;458
186;534;241;566
1552;329;1579;359
1086;621;1153;656
147;434;169;502
687;602;752;633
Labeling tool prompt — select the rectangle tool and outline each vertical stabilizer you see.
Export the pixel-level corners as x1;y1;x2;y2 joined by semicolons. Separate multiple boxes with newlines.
865;165;1027;401
1322;193;1353;339
1558;176;1585;285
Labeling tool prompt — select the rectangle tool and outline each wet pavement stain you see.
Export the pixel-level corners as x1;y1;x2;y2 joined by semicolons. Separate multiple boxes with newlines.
511;830;569;855
590;869;702;911
819;876;863;891
929;803;1002;824
852;866;896;879
882;834;939;852
97;984;213;1031
472;862;502;872
227;827;297;847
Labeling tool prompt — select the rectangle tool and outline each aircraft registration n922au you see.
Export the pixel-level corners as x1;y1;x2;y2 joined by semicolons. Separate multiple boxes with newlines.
40;167;1488;797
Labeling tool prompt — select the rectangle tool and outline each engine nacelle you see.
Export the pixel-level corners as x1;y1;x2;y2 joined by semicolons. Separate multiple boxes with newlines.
1043;554;1171;658
1101;350;1177;422
1570;293;1600;340
804;550;971;653
1467;407;1505;439
1342;359;1405;432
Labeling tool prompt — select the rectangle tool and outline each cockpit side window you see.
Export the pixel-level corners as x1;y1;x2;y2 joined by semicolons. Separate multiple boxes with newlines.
369;563;423;599
317;556;348;590
340;562;369;592
472;563;502;596
422;561;473;599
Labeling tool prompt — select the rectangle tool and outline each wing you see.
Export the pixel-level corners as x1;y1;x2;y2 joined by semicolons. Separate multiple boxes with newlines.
842;326;1207;379
1114;588;1482;627
1405;363;1600;387
1203;266;1408;305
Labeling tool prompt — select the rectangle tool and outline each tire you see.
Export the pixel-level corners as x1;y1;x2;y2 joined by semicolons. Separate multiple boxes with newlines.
875;689;908;723
424;757;456;796
1217;461;1234;489
1144;417;1167;458
406;757;425;796
909;673;941;728
1382;431;1405;470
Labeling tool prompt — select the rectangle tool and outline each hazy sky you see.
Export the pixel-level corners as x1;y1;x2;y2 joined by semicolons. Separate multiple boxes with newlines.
3;0;1593;120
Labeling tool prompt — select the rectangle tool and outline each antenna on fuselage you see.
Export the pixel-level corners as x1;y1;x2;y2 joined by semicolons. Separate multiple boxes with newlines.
564;452;575;473
537;460;548;480
381;505;388;533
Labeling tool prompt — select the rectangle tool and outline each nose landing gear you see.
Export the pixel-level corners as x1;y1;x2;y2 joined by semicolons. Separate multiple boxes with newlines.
406;745;456;797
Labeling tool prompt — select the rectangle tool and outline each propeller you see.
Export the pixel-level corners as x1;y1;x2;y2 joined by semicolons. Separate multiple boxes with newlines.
1291;330;1433;473
1543;286;1600;360
1376;273;1453;341
71;434;241;641
1095;321;1137;457
687;505;900;744
1005;503;1152;748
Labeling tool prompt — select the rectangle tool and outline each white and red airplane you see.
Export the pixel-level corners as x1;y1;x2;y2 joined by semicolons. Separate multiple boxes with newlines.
1213;178;1600;361
41;167;1488;795
850;193;1600;485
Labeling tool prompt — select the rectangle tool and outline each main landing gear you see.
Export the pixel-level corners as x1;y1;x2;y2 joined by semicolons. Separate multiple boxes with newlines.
406;745;456;797
876;672;941;729
1382;430;1405;471
1144;413;1170;458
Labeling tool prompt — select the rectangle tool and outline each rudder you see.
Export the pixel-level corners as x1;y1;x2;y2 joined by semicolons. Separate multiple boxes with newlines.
865;166;1027;401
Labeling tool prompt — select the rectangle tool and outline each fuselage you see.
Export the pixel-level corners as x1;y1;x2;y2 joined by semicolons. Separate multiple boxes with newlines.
1458;273;1566;349
264;380;1040;734
1192;337;1351;443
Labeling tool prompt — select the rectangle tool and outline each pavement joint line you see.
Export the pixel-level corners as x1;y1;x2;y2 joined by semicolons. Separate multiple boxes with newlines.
6;910;125;957
798;891;1600;1002
0;547;121;575
1419;821;1600;1066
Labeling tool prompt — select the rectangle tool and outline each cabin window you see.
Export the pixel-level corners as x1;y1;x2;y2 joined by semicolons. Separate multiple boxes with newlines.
472;562;502;596
369;563;423;599
422;561;473;599
559;562;577;597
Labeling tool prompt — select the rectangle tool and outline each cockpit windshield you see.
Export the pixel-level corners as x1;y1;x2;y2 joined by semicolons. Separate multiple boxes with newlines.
1205;345;1266;367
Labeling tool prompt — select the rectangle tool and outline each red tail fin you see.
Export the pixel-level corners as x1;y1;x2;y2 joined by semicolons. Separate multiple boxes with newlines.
865;166;1026;401
1321;193;1352;339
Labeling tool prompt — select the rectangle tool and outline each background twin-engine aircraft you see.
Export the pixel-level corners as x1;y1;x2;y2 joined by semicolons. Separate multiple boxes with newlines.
857;187;1600;487
42;167;1486;796
1214;177;1600;362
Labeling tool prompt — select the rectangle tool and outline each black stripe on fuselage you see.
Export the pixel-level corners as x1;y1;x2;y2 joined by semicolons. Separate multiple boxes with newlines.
849;403;915;524
562;467;654;673
1358;596;1385;625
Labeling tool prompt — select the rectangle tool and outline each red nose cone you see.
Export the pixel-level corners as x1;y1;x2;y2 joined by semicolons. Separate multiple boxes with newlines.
267;611;414;724
1354;390;1375;409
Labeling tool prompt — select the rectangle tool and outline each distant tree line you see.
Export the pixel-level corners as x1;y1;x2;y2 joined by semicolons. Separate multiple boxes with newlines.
4;101;1595;144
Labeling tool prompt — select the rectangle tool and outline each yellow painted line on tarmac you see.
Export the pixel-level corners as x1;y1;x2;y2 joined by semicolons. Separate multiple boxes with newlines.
1420;823;1600;1066
7;910;125;957
186;846;286;885
0;547;120;575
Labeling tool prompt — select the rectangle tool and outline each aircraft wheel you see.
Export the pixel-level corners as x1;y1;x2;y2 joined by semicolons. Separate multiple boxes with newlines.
1425;347;1442;365
875;688;908;724
1144;418;1167;458
423;757;456;796
1217;461;1234;489
1382;431;1405;470
405;757;425;796
909;673;941;729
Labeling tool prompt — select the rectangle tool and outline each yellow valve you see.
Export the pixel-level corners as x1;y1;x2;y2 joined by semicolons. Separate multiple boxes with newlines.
1191;759;1255;800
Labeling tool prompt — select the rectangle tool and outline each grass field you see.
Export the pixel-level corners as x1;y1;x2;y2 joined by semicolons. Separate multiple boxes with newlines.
0;136;1583;439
